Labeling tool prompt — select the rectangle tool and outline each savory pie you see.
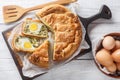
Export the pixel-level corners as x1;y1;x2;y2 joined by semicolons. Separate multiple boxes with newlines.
22;18;48;38
29;40;49;68
12;34;44;53
36;4;82;61
12;4;82;68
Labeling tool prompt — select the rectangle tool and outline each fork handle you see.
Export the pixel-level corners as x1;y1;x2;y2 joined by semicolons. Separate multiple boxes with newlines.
24;0;76;12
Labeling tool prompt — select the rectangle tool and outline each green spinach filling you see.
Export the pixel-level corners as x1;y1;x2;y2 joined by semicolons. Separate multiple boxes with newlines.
24;23;48;37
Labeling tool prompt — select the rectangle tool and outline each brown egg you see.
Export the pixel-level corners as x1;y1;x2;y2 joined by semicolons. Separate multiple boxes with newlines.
112;40;120;51
115;40;120;50
102;36;115;50
106;64;117;73
116;62;120;71
96;48;113;66
96;48;117;73
112;49;120;62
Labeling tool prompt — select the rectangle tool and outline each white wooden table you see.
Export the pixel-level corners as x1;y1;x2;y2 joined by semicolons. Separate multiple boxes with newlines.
0;0;120;80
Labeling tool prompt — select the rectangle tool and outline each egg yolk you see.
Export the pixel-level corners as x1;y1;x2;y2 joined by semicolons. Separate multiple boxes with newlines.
29;23;38;31
24;42;32;49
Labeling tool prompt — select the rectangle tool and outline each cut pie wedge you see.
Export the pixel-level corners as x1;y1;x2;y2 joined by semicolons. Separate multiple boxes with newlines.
12;34;42;53
28;40;49;68
22;18;48;38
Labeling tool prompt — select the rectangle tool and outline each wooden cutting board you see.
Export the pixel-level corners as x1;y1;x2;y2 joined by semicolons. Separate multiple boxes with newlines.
2;23;90;80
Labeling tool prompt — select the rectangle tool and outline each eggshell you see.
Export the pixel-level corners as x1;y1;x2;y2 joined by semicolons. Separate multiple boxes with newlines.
106;64;117;73
112;49;120;62
116;62;120;71
115;40;120;50
96;48;117;73
96;48;113;66
102;36;115;50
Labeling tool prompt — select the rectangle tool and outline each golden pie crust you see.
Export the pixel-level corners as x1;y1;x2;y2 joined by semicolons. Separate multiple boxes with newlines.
29;40;49;68
36;4;82;61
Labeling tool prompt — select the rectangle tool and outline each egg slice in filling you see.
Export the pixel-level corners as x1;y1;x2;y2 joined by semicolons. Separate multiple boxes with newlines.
23;19;48;38
28;22;43;34
15;37;38;51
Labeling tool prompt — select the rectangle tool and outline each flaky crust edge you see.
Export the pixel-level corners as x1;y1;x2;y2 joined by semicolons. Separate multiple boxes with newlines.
36;4;70;18
28;40;49;68
53;19;82;61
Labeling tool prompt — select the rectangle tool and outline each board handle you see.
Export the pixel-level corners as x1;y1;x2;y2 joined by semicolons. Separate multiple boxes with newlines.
80;5;112;27
79;5;112;54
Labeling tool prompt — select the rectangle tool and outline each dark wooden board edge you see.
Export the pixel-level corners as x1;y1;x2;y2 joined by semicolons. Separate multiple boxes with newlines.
2;26;33;80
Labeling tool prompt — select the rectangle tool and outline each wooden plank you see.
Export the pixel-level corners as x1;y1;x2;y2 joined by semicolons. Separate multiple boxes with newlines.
76;51;93;59
0;59;17;71
0;33;14;59
88;23;120;41
1;8;120;24
0;0;120;23
0;0;120;8
0;59;119;80
34;60;119;80
77;0;120;9
0;70;22;80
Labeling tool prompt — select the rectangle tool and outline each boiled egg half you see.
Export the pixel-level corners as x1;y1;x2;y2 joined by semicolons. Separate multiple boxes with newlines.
16;37;35;50
28;22;43;34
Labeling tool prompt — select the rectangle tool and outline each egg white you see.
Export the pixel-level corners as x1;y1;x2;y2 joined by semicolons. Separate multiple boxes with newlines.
16;37;35;50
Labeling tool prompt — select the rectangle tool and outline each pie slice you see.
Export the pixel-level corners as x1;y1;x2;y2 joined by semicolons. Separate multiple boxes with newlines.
28;40;49;68
36;4;82;61
22;18;48;38
12;34;42;53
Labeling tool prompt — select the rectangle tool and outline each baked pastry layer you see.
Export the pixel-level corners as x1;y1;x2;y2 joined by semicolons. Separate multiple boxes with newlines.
29;40;49;68
36;4;82;61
